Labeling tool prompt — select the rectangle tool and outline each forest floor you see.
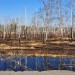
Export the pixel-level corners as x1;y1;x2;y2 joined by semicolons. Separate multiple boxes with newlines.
0;38;75;57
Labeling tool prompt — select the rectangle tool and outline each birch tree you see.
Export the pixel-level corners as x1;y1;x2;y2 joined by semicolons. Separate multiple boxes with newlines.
70;0;75;39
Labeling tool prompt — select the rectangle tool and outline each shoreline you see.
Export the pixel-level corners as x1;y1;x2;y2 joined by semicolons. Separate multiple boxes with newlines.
0;54;75;58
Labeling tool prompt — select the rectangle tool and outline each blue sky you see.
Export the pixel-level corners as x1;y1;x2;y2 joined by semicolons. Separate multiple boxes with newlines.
0;0;74;26
0;0;42;24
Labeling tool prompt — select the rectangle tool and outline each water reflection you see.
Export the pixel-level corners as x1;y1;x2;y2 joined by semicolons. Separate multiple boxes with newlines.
0;56;75;71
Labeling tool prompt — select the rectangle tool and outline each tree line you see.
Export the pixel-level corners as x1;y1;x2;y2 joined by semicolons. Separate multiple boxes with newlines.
0;0;75;42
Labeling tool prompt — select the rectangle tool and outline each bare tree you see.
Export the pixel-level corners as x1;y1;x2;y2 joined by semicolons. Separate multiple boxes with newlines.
70;0;75;39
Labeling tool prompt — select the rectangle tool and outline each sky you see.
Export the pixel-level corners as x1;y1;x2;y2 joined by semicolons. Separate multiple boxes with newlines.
0;0;74;27
0;0;42;25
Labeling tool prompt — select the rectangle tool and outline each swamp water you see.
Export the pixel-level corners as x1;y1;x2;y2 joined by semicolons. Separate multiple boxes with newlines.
0;56;75;71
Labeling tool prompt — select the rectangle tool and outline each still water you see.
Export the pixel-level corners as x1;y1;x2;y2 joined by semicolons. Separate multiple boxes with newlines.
0;56;75;71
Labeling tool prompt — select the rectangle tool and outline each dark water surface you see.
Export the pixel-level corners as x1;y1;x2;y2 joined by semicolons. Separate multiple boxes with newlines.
0;56;75;71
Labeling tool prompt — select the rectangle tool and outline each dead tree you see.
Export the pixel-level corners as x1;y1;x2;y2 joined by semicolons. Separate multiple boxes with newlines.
70;0;75;40
3;25;6;40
